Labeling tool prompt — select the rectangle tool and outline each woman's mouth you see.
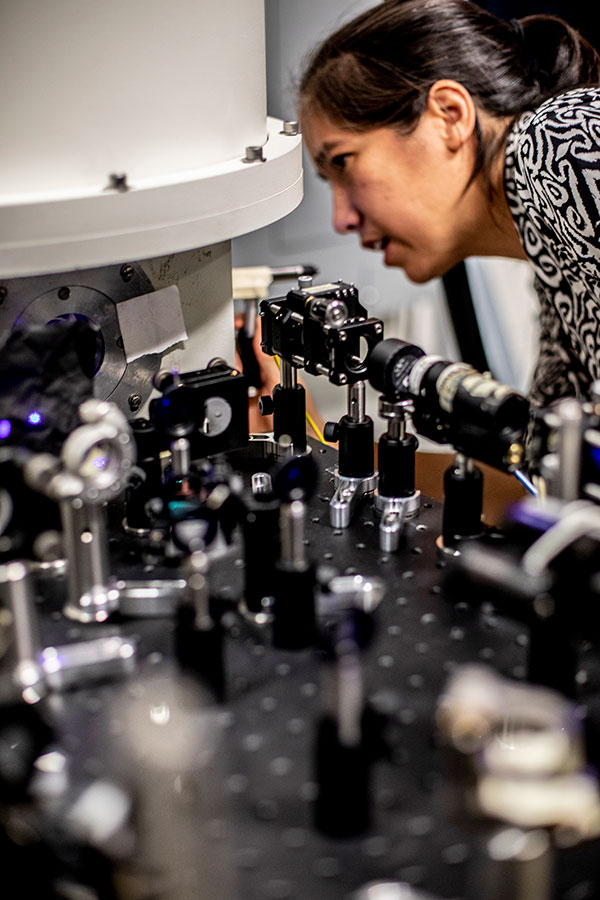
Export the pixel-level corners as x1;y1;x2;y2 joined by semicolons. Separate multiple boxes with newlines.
366;237;390;252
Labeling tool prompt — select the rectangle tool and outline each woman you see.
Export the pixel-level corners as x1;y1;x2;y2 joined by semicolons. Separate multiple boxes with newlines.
299;0;600;411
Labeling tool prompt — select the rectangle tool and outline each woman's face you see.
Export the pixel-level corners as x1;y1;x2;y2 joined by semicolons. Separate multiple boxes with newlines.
301;109;479;284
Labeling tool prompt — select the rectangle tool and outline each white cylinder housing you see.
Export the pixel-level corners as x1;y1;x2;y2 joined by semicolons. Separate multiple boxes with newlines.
0;0;302;277
0;0;303;401
0;0;267;196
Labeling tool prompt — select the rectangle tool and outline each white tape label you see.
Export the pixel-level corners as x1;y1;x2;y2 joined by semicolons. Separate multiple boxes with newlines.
116;284;188;363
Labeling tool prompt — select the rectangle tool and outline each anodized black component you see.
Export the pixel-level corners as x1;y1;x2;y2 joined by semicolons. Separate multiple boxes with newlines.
124;419;163;532
175;601;225;702
443;506;600;699
241;488;280;614
325;415;375;480
0;701;53;804
0;450;61;563
235;327;262;389
313;609;378;839
313;712;372;838
377;429;418;498
271;452;319;504
367;337;425;400
271;562;316;650
442;457;484;549
269;455;319;649
259;281;384;386
368;337;530;471
259;382;307;450
148;360;249;458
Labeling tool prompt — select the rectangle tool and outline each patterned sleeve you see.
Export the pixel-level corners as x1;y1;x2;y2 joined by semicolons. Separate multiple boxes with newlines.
508;91;600;401
517;96;600;269
528;280;590;408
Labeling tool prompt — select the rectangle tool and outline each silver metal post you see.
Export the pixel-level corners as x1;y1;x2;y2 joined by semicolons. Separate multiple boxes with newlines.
467;827;552;900
557;398;583;501
348;381;366;423
0;561;44;702
280;359;297;390
61;496;118;623
186;550;212;631
280;499;306;568
171;437;191;477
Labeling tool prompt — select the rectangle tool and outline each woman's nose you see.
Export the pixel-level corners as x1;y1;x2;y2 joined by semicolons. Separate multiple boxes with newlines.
332;187;361;234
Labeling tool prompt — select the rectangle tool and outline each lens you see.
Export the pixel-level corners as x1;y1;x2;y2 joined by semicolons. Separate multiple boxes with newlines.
367;338;425;400
345;335;372;375
46;314;105;377
79;440;115;483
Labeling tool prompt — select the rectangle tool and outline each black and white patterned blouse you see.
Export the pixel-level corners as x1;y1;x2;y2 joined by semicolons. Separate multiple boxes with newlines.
504;86;600;407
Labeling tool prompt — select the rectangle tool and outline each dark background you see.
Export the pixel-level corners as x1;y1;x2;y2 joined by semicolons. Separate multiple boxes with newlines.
474;1;599;50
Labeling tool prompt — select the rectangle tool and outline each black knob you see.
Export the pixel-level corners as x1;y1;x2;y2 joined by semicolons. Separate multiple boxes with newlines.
258;395;274;416
323;421;340;443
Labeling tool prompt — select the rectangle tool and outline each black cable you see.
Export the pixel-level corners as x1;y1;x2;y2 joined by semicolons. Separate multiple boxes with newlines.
441;261;492;375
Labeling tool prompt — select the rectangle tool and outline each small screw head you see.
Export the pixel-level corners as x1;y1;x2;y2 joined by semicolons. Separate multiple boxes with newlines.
128;394;143;412
120;264;135;283
338;330;347;342
375;323;383;334
338;374;348;385
282;120;299;136
58;286;71;300
107;173;129;192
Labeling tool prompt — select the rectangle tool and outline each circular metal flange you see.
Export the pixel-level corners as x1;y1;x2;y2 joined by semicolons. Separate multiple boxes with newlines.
62;584;120;624
0;262;161;413
374;490;421;519
435;533;461;559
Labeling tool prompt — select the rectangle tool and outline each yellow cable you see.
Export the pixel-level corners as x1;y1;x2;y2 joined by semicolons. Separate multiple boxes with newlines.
306;411;326;444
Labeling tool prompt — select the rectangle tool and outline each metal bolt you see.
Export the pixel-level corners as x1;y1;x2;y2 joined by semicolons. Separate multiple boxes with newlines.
243;146;265;163
120;264;135;283
252;472;273;496
339;374;348;385
338;331;347;342
375;323;383;334
298;274;313;290
282;121;300;135
0;287;6;305
128;394;142;412
58;286;71;300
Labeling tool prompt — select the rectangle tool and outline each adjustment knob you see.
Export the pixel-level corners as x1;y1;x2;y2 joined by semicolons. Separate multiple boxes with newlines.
258;395;274;416
323;421;340;443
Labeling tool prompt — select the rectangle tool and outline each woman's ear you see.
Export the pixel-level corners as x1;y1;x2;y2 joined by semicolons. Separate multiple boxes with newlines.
426;80;477;151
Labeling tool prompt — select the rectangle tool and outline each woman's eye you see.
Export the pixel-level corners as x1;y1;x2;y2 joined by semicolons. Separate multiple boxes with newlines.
331;153;351;172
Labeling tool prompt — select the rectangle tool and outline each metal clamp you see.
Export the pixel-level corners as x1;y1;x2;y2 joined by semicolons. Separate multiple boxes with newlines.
374;492;421;552
317;573;385;618
329;470;378;529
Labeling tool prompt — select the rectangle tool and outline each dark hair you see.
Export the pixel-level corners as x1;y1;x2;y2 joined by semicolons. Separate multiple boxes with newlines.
299;0;600;190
